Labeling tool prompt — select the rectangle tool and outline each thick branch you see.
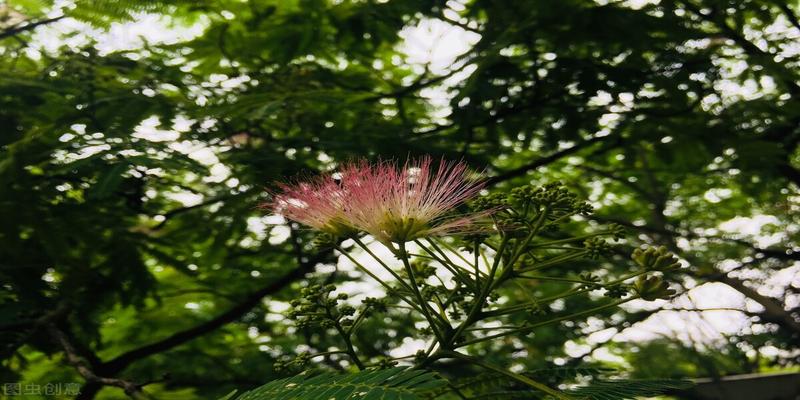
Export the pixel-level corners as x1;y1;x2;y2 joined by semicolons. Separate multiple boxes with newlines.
715;274;800;335
679;0;800;95
47;325;144;397
0;15;65;40
487;135;612;185
100;253;326;374
776;2;800;31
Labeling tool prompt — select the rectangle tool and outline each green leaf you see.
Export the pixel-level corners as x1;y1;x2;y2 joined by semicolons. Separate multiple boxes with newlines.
88;162;128;199
233;367;446;400
565;378;694;400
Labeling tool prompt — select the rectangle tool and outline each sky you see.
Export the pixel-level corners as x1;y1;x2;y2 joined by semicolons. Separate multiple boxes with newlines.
18;0;800;365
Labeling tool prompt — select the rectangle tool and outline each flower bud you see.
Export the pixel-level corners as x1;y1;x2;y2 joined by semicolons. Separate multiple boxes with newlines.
634;275;676;301
632;246;681;271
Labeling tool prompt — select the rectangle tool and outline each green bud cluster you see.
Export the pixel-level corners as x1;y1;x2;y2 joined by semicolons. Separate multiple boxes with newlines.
418;326;434;336
273;351;312;373
609;223;626;240
579;273;602;289
412;260;437;279
508;182;593;217
376;358;398;369
461;231;491;245
604;284;631;298
287;284;354;330
525;302;547;317
633;275;676;300
398;260;437;286
311;232;339;250
583;237;611;259
475;182;595;236
413;350;427;364
632;246;681;271
444;288;474;318
361;297;388;313
469;193;508;211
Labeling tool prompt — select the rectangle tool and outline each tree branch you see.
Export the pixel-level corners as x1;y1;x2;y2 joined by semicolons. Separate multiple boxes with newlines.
47;325;146;398
101;252;328;374
0;15;65;40
678;0;800;95
775;2;800;31
76;248;330;399
486;135;615;186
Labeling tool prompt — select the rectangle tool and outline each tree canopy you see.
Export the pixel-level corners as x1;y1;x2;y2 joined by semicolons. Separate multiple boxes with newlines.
1;0;798;399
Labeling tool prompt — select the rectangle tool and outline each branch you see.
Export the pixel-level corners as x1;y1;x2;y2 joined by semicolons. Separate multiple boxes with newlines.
47;325;146;398
0;15;65;40
100;252;327;374
486;135;613;186
776;2;800;31
591;214;800;262
715;274;800;335
152;194;235;230
678;0;800;95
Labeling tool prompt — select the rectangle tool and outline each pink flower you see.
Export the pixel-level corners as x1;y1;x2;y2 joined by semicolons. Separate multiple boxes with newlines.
340;157;487;243
268;174;354;237
268;158;488;243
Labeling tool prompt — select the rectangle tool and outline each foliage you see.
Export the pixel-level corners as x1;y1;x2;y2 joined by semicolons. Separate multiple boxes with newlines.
264;170;684;398
565;378;693;400
228;367;446;400
0;0;798;398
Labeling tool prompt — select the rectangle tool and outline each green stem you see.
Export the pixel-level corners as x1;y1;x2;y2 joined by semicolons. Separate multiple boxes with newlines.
526;231;613;249
485;206;551;295
324;303;365;370
515;250;589;274
440;350;572;400
336;245;418;310
447;235;510;348
413;239;475;289
465;325;523;331
473;240;481;283
309;350;350;358
483;269;649;318
516;275;599;285
352;238;417;295
347;304;372;336
430;238;475;271
397;242;448;344
458;297;635;347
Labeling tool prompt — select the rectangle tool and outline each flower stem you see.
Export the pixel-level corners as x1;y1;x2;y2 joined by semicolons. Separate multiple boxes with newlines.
482;269;649;318
515;250;589;274
397;242;448;344
457;297;636;347
335;245;418;310
439;350;572;400
526;230;614;248
322;298;365;370
413;239;475;289
446;235;510;348
352;238;418;295
515;274;599;285
347;304;372;336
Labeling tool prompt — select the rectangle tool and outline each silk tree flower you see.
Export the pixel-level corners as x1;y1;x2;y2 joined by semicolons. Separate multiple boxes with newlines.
268;174;355;237
340;157;488;244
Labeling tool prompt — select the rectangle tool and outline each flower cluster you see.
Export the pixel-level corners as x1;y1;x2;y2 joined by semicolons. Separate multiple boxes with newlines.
268;157;487;244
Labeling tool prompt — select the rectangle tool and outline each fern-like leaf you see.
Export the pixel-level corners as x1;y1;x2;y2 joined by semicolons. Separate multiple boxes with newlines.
528;366;615;382
441;366;612;397
565;378;693;400
230;367;447;400
436;369;690;400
